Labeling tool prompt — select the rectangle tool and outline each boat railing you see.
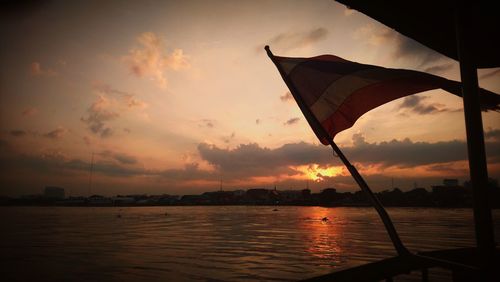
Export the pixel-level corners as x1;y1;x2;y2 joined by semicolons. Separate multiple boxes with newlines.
300;247;499;282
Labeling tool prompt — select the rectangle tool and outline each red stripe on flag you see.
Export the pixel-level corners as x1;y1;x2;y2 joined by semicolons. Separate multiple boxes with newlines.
320;75;446;143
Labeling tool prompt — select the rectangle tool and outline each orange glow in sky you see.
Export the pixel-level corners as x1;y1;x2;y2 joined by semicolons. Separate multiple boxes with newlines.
294;164;344;182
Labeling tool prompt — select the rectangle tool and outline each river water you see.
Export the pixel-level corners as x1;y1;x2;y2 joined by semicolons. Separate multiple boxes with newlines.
1;206;499;281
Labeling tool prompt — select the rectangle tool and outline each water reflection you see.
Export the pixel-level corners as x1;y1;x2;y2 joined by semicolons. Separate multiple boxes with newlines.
1;206;498;281
299;207;344;264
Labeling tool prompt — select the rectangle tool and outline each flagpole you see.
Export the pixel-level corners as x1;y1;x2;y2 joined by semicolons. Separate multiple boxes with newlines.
265;45;409;256
327;140;409;255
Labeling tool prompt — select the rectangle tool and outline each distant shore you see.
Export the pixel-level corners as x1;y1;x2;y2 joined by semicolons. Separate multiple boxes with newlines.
3;178;499;208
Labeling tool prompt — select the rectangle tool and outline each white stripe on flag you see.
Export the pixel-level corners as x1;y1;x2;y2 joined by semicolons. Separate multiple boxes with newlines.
310;68;418;121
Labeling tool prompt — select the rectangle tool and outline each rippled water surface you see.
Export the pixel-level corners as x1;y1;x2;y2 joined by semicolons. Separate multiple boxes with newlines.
1;206;499;281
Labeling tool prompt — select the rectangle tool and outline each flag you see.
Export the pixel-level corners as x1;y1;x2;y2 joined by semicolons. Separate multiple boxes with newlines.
265;46;500;145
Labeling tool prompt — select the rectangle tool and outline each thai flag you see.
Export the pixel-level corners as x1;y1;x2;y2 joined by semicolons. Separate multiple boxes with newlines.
265;46;500;145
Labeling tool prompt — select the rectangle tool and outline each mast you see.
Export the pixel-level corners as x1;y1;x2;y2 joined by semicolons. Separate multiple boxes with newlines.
88;152;94;197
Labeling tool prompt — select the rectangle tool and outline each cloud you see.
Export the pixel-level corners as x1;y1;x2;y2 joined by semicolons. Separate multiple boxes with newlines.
43;127;67;139
158;163;216;181
485;129;500;141
197;135;500;181
2;134;499;192
29;62;57;76
262;27;328;52
124;96;147;109
222;132;235;144
280;91;294;102
10;130;27;137
123;32;190;88
284;117;300;125
255;119;260;125
344;134;500;168
92;82;147;109
81;95;119;138
100;150;138;165
198;142;305;179
398;95;455;114
82;83;147;138
199;119;215;128
10;127;67;139
22;107;38;117
4;153;142;177
354;24;447;68
0;146;216;183
425;163;468;175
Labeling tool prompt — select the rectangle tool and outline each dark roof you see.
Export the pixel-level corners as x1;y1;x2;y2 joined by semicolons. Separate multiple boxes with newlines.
336;1;500;68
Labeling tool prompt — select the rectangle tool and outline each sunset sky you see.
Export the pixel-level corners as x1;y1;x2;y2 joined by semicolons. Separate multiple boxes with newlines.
1;0;499;197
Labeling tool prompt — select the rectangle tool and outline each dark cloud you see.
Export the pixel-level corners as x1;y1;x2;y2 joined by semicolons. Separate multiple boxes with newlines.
197;135;500;180
425;163;468;175
344;134;499;168
81;95;119;138
158;162;217;181
199;119;215;128
0;146;143;178
198;142;313;179
280;91;294;102
100;150;138;165
2;135;499;194
398;96;454;115
0;147;217;184
81;83;147;138
284;117;300;126
100;128;113;138
43;127;67;139
485;129;500;141
261;27;328;52
10;130;27;137
222;132;235;144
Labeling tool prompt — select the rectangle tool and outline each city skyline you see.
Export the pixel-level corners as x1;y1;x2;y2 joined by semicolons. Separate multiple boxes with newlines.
1;0;499;197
